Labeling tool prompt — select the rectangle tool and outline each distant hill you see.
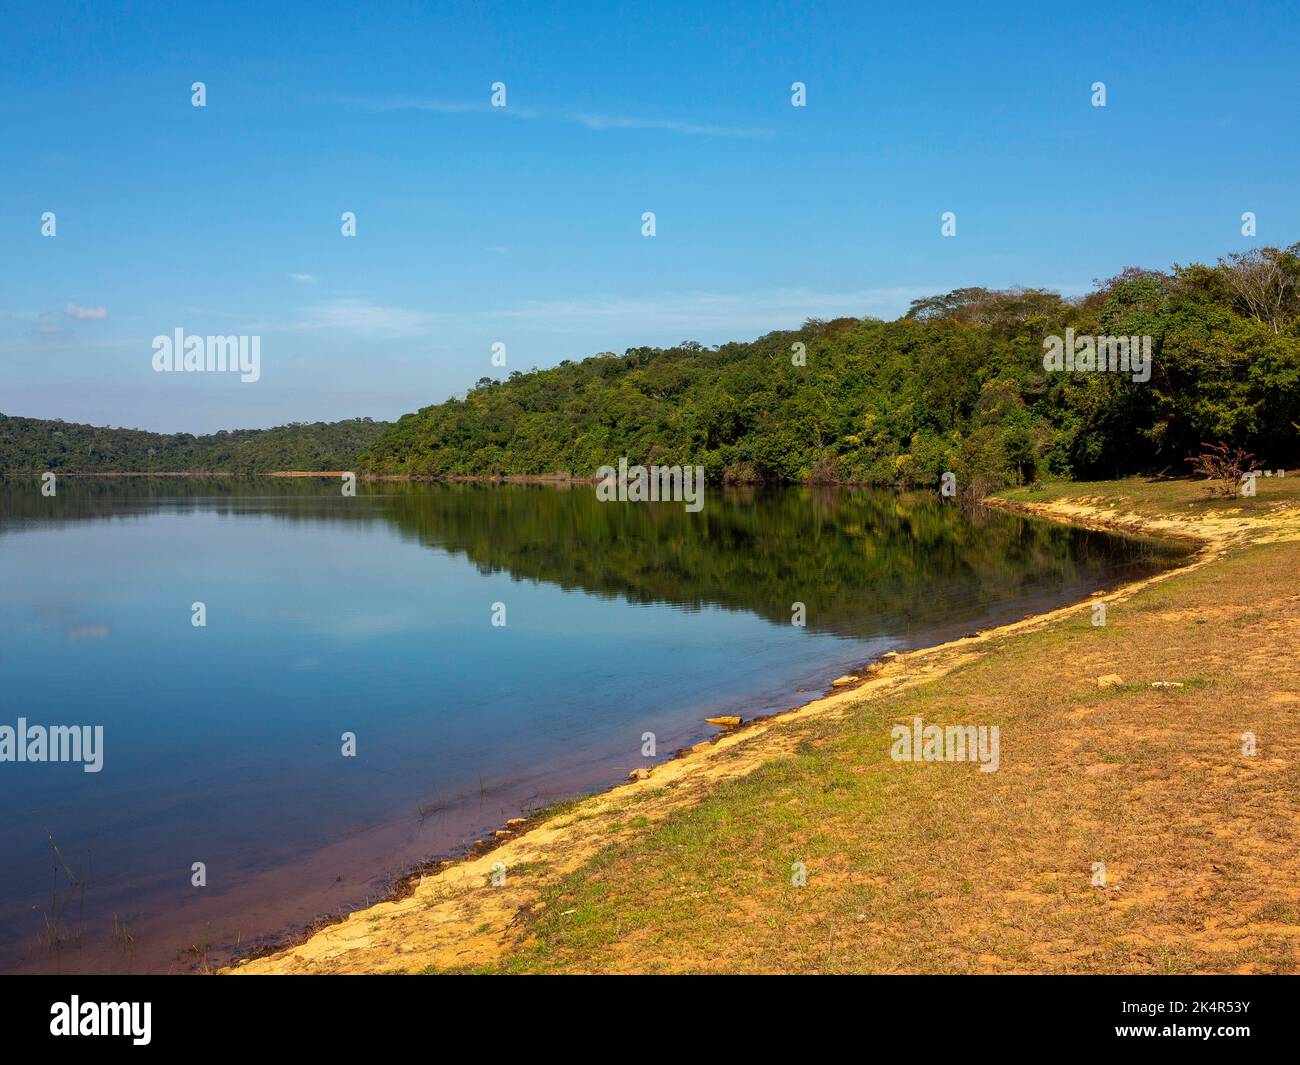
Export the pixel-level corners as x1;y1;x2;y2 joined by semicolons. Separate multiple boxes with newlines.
359;243;1300;487
0;415;388;474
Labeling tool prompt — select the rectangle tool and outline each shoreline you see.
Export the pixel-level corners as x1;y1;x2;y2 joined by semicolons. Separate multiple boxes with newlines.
225;482;1274;975
2;468;1074;490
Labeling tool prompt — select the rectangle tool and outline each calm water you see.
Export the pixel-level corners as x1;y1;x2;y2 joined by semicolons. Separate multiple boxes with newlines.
0;479;1187;972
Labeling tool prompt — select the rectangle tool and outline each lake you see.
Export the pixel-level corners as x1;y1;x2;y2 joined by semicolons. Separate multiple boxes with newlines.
0;478;1189;972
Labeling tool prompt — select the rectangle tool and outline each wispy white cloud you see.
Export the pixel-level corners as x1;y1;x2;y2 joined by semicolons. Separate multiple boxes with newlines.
66;303;109;320
348;97;771;139
283;298;445;340
288;273;320;285
67;624;110;641
262;287;932;348
484;287;933;334
350;96;540;119
567;112;771;139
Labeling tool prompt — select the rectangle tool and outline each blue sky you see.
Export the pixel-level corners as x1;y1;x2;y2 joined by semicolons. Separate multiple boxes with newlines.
2;0;1297;433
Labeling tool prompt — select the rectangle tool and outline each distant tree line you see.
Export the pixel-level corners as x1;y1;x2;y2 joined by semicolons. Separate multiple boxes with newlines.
0;416;388;474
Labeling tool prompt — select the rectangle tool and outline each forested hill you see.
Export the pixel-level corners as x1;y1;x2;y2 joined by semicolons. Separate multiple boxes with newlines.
0;415;388;474
361;244;1300;487
3;244;1297;484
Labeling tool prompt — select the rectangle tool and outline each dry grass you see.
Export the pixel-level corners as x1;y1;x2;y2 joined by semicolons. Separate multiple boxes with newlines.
233;476;1300;975
485;479;1300;974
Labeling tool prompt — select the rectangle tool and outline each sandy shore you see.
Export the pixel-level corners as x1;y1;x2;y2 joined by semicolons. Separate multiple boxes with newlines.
225;481;1300;975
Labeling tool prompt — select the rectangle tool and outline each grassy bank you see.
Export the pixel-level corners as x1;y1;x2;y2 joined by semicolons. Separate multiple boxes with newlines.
230;476;1300;975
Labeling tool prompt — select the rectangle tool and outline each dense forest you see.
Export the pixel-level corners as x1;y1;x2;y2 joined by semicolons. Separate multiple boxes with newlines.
3;243;1296;485
0;415;387;474
360;243;1300;488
